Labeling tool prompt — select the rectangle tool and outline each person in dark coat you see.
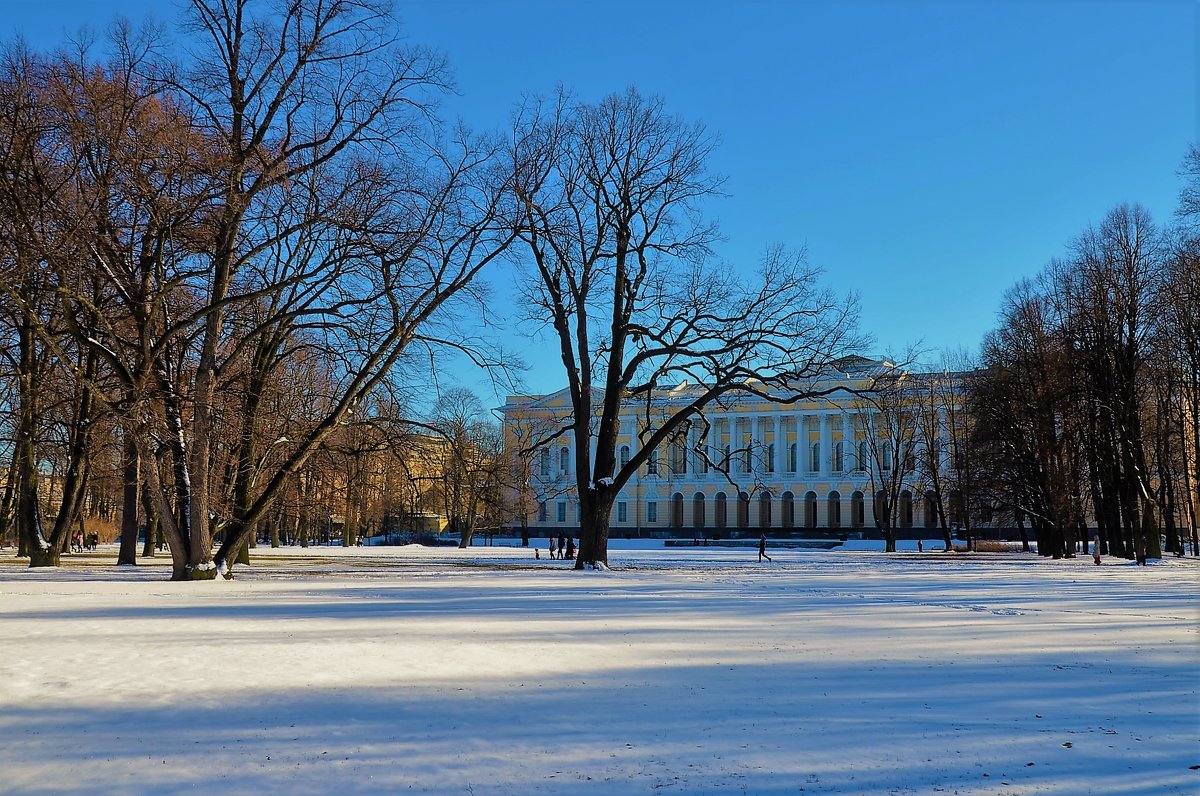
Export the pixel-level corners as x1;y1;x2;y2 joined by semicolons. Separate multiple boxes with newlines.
565;536;576;560
758;534;772;562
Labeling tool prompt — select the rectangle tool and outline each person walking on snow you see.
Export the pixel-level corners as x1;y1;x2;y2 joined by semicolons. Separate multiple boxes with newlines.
758;534;772;562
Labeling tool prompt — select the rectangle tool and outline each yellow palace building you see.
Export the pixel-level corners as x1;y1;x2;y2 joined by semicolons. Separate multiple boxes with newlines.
502;359;956;538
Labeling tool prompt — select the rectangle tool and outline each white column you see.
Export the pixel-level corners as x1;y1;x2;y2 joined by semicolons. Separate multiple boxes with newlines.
773;413;783;475
750;415;760;473
801;415;811;473
732;415;742;474
820;413;832;477
842;412;853;472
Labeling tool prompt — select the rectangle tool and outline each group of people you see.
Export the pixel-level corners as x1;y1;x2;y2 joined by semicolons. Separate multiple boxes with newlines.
547;535;575;560
71;532;98;553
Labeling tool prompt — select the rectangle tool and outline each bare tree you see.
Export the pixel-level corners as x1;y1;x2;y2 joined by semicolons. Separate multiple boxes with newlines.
911;368;954;551
508;88;862;568
938;349;982;549
430;388;507;547
853;366;920;553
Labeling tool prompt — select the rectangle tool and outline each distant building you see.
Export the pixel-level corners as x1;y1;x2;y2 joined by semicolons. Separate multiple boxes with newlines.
501;359;964;537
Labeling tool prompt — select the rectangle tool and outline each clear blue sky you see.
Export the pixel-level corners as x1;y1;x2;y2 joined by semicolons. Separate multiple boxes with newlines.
9;0;1196;403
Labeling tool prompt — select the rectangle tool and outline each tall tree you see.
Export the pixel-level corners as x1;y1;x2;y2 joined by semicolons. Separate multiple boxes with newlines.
853;366;920;553
509;88;861;568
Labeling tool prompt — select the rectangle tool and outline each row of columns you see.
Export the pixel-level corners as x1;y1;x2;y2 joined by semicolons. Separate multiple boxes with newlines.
692;412;857;478
563;408;955;481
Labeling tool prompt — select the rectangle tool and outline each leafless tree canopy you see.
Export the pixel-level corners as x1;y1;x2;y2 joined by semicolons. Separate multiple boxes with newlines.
0;2;514;578
509;88;863;567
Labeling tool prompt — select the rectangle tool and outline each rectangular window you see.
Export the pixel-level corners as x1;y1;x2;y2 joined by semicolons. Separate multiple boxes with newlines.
557;502;566;522
617;502;627;522
647;502;657;523
647;450;658;475
538;502;547;522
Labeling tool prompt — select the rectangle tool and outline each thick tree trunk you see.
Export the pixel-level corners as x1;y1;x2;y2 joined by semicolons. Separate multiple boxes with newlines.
136;433;210;580
576;494;613;568
1016;513;1030;553
15;307;45;563
140;485;157;558
28;545;60;567
0;457;16;548
118;437;140;566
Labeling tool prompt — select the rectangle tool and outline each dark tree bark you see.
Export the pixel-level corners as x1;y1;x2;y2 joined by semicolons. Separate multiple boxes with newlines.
117;435;140;565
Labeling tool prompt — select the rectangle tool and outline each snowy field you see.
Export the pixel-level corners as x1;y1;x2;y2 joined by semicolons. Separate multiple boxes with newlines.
1;543;1197;795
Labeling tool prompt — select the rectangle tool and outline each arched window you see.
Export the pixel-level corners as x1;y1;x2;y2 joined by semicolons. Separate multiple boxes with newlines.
788;443;797;473
828;491;841;528
782;491;795;528
737;492;750;529
904;443;916;473
924;491;938;529
881;447;892;471
715;492;728;528
559;446;570;474
899;490;913;528
858;440;869;472
804;491;818;528
671;492;684;528
810;443;821;472
833;441;844;473
851;491;864;528
693;493;705;530
619;445;630;469
539;448;550;478
758;491;772;529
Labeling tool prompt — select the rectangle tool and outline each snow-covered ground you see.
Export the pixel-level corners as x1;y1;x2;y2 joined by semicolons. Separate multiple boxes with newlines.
1;544;1196;795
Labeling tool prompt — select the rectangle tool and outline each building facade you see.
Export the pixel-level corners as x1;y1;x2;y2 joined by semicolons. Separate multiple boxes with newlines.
502;360;962;537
